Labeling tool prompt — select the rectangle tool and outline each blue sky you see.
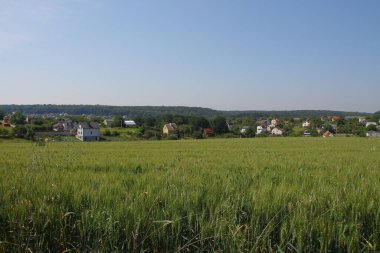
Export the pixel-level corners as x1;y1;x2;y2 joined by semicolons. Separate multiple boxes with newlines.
1;0;379;112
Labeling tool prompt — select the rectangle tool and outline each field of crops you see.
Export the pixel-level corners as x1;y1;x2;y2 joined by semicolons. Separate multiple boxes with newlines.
0;138;380;252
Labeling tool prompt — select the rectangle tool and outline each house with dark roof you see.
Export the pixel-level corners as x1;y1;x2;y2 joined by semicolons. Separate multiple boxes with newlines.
163;123;178;136
76;122;100;141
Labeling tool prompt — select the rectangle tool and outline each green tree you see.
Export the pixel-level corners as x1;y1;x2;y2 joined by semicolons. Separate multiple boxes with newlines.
0;128;10;137
241;127;255;138
103;129;112;136
189;116;210;130
25;126;35;140
0;111;4;120
11;112;26;125
367;124;377;131
211;116;228;135
144;118;157;127
111;116;124;128
13;125;27;137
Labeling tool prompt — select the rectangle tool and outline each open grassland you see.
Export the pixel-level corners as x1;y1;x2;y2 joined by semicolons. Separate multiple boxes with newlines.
0;138;380;252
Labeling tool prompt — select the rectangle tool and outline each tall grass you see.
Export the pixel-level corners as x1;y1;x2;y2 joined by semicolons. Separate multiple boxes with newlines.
0;138;379;252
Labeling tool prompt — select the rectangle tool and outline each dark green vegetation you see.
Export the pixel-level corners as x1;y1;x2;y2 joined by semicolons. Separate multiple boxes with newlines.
0;104;372;118
1;138;380;252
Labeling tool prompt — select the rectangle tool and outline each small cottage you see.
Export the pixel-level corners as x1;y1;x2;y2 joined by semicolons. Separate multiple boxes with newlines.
271;127;284;136
163;123;178;136
203;128;213;138
271;118;279;126
124;120;136;127
256;125;267;134
103;119;114;127
76;122;100;141
302;120;311;128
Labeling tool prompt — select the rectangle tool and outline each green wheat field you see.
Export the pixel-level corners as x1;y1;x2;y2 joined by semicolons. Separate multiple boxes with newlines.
0;138;380;252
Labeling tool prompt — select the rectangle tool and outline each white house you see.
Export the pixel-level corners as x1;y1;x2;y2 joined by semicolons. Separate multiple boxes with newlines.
302;120;311;128
240;126;251;135
124;120;136;127
103;119;114;127
76;122;100;141
256;125;267;134
366;122;377;128
271;127;284;136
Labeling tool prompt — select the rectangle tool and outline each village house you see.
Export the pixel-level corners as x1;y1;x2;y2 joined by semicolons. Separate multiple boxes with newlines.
226;122;234;131
271;127;284;136
53;120;77;132
256;119;270;127
1;116;12;127
103;119;114;127
124;120;136;127
331;116;340;122
76;122;100;141
63;119;77;131
366;131;380;137
320;116;329;121
203;128;213;138
256;125;267;135
302;120;311;128
323;131;334;138
53;122;64;132
26;115;42;124
163;123;178;136
271;118;279;126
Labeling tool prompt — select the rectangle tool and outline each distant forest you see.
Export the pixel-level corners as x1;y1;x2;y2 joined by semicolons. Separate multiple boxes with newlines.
0;104;375;118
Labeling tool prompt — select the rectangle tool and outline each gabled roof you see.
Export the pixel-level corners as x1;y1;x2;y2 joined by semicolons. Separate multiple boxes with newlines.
164;123;178;130
53;122;64;128
124;120;136;125
78;122;99;129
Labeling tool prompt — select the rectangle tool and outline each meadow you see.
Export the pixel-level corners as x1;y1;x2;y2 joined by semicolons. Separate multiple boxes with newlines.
0;137;379;252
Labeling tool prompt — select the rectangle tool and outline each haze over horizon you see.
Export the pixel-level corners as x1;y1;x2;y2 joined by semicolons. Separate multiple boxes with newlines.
1;1;379;112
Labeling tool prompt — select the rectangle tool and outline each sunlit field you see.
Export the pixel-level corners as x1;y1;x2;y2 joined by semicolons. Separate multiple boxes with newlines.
0;138;380;252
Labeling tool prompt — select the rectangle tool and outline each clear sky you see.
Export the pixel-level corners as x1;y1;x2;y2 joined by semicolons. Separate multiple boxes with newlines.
1;0;379;112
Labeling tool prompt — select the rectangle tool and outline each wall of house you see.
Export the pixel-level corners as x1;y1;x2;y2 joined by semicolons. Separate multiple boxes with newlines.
83;128;99;137
77;127;100;141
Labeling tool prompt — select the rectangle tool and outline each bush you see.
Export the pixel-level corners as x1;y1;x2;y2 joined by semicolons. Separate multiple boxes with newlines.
167;135;178;140
103;129;112;136
218;133;238;138
192;131;203;139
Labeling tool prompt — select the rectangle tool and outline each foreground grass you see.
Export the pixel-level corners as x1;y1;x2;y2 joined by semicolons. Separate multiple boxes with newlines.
0;138;379;252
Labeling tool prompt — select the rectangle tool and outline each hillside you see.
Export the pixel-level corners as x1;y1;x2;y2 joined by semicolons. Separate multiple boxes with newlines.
0;104;372;118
